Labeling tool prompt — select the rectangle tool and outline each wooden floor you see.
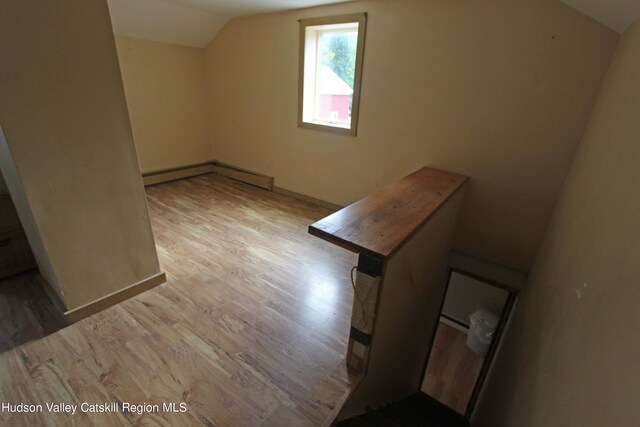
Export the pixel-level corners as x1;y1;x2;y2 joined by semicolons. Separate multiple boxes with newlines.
0;175;359;426
421;322;484;414
0;271;66;353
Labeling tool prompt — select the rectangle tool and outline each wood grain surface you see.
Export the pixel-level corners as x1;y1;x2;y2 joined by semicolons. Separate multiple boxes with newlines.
422;322;484;414
0;175;359;426
341;187;465;416
309;167;468;259
0;271;65;353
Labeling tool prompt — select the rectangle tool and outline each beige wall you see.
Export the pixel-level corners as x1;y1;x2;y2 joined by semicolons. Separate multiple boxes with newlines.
0;129;61;297
474;17;640;426
0;0;161;310
204;0;617;271
115;36;210;173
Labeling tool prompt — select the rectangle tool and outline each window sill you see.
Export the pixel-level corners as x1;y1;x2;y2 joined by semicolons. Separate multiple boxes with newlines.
298;120;357;136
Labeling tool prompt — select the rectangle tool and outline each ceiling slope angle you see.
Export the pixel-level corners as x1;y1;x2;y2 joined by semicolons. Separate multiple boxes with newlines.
161;0;355;17
107;0;354;48
107;0;229;48
560;0;640;33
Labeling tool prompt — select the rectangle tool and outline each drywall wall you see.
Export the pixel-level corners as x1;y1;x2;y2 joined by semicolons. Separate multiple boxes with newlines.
474;16;640;426
204;0;618;271
115;36;211;173
0;173;7;195
0;0;161;310
0;128;61;297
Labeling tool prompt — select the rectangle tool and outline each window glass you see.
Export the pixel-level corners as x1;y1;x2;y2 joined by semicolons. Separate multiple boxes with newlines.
298;14;367;136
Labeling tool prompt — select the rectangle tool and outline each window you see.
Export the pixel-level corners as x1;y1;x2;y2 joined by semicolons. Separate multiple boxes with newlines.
298;13;367;136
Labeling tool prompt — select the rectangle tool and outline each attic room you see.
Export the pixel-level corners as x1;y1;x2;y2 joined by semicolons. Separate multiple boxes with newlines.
0;0;638;425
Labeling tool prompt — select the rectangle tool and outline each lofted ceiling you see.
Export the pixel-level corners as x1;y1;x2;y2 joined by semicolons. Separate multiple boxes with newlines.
560;0;640;33
108;0;640;49
107;0;353;48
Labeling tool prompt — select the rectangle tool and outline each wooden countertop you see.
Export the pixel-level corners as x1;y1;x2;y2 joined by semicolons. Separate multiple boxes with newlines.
308;167;468;259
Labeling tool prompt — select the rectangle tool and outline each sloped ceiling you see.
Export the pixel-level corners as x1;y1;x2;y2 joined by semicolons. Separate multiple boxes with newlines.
108;0;227;47
108;0;640;49
107;0;353;48
560;0;640;33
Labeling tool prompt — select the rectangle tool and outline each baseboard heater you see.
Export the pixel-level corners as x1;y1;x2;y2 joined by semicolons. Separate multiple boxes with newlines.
142;163;214;186
141;161;274;192
141;162;340;211
213;162;274;191
140;161;345;211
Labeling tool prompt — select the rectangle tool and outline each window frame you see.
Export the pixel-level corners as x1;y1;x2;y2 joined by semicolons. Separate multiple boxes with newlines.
297;13;367;136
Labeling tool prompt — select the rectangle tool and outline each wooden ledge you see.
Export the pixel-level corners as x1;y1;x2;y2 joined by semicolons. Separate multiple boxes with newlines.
309;167;468;259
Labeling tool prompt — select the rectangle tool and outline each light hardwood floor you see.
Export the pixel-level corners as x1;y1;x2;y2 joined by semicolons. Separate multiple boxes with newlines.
422;322;484;414
0;175;359;426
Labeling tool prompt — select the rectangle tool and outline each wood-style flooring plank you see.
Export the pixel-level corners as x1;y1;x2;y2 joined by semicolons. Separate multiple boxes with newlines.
0;175;358;425
422;322;484;414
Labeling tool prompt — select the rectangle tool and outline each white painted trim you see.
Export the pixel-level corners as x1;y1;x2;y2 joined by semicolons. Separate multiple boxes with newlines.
440;315;469;334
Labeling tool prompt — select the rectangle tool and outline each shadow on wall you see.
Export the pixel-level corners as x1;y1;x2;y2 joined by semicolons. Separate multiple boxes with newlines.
0;174;7;195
